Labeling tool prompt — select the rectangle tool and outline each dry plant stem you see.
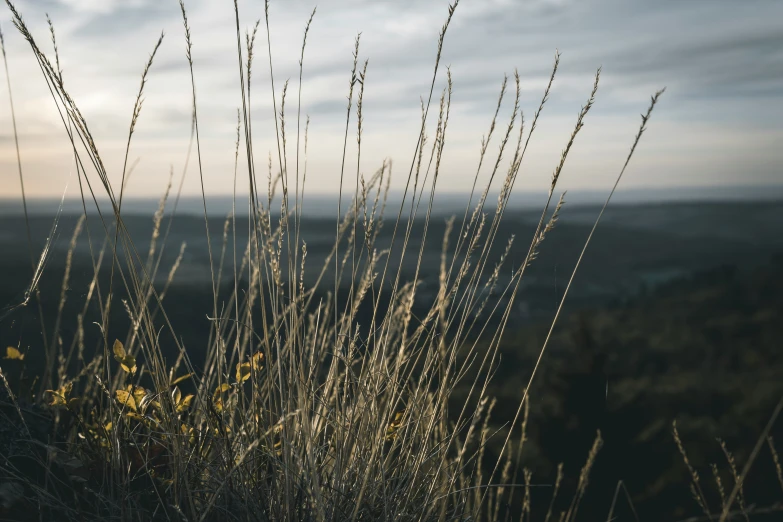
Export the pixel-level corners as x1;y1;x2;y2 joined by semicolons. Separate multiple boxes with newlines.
335;33;361;365
450;72;520;311
50;215;86;381
543;463;564;522
47;14;109;348
605;480;641;522
503;394;529;520
718;439;749;519
445;51;559;331
0;367;31;438
177;0;220;366
232;109;242;375
570;432;603;521
674;420;712;518
432;76;521;414
370;0;459;350
429;58;560;471
365;6;461;491
442;67;510;311
719;395;783;522
293;8;316;346
711;463;727;510
146;115;195;320
232;0;274;410
41;19;118;428
436;72;601;508
348;59;369;340
452;52;558;342
106;29;164;304
262;7;297;512
331;36;362;509
486;86;665;503
261;5;295;370
769;436;783;494
0;25;49;353
100;33;166;427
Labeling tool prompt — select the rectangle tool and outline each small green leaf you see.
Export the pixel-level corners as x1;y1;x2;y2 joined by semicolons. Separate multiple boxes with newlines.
46;391;67;407
235;362;251;383
177;394;194;412
46;383;73;409
131;386;147;408
212;383;230;412
112;339;126;360
116;389;137;411
235;352;264;383
250;352;264;369
120;355;137;374
171;373;193;387
4;346;24;360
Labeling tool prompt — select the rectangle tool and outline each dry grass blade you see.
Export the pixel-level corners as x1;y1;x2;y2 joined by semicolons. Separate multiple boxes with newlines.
514;86;665;441
178;0;220;348
719;396;783;522
769;436;783;494
674;420;712;518
0;24;50;349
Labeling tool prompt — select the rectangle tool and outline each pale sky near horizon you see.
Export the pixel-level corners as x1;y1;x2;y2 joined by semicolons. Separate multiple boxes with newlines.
0;0;781;199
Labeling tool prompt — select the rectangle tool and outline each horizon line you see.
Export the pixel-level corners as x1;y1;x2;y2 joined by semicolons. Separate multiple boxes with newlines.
2;185;783;218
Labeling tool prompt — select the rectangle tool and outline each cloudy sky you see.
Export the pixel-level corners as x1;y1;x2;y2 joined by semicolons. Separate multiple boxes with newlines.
0;0;781;200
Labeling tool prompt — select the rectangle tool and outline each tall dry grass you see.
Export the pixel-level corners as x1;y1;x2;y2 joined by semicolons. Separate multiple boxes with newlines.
0;1;676;520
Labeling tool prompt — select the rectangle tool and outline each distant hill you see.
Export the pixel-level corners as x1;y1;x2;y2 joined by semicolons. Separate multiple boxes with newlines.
2;185;783;217
474;256;783;520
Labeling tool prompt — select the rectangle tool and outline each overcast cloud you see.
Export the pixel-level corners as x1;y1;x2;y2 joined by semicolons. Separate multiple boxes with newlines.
0;0;781;199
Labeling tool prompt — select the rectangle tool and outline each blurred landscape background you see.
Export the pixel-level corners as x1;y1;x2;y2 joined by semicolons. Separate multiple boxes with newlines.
2;194;782;519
